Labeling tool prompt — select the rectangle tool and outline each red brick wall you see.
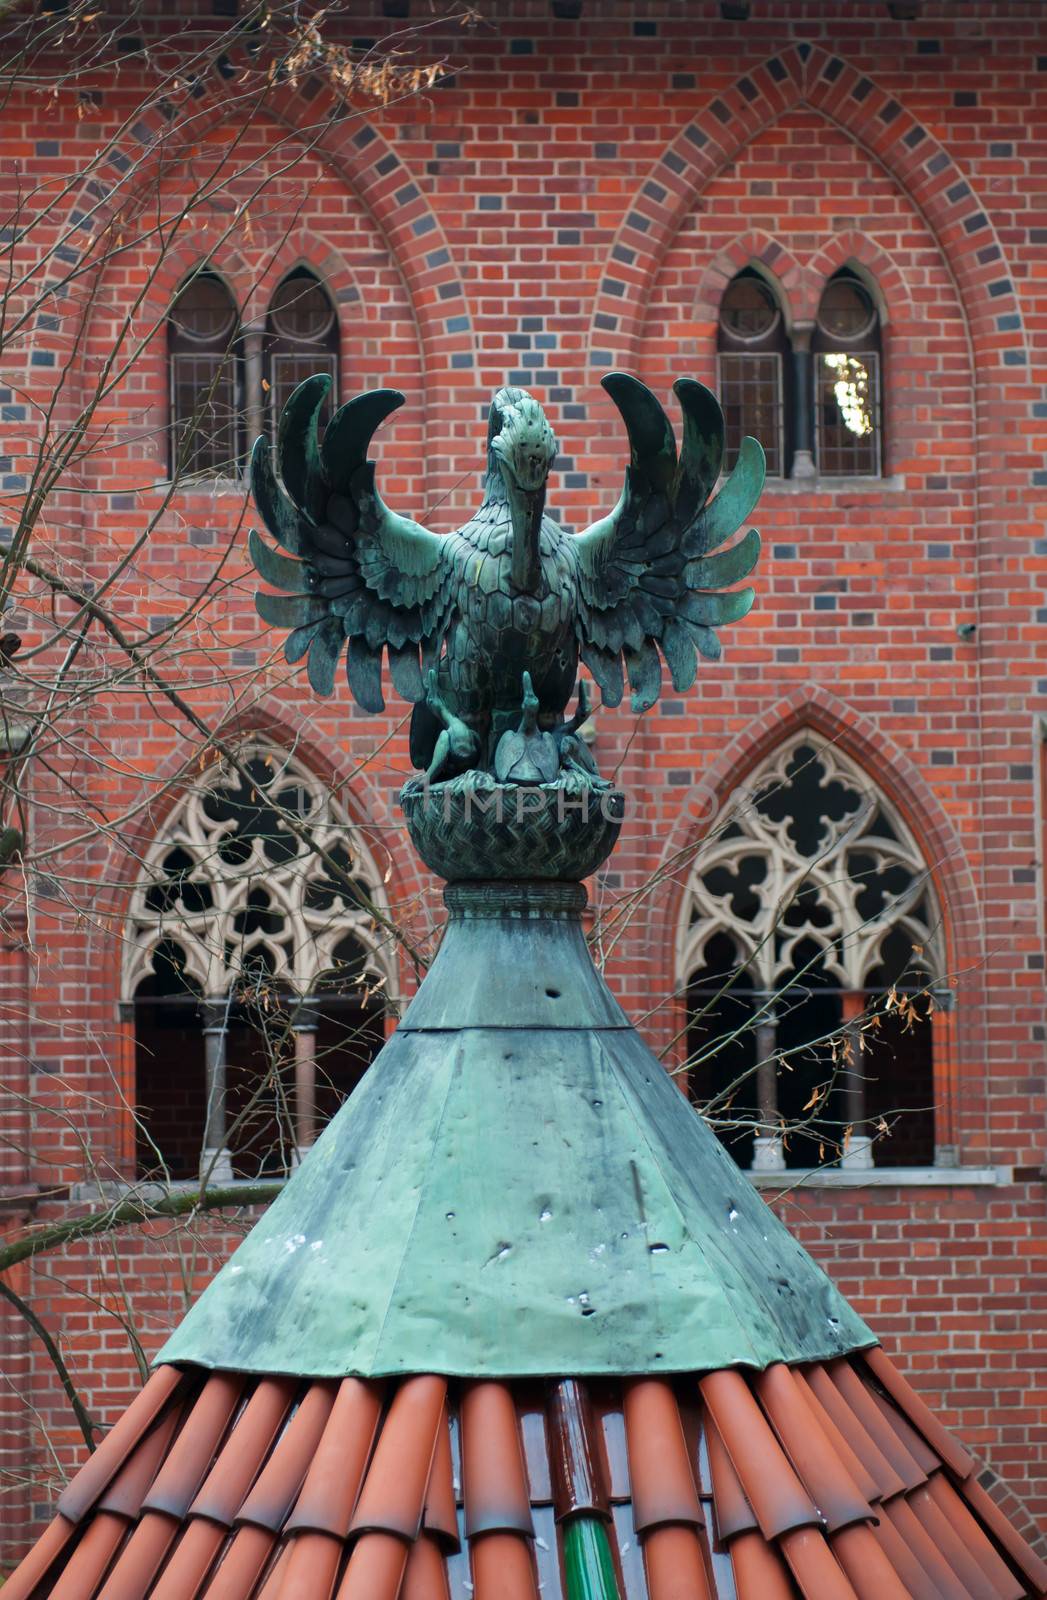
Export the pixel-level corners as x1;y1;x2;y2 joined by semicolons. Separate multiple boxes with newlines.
2;0;1046;1560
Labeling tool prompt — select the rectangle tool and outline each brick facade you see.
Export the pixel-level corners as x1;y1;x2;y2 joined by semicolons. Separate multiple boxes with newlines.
1;0;1045;1562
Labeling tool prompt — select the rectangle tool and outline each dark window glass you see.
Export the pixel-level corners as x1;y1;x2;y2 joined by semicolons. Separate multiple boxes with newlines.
168;273;244;477
717;269;787;476
813;271;882;477
134;942;205;1181
718;353;783;477
264;269;339;437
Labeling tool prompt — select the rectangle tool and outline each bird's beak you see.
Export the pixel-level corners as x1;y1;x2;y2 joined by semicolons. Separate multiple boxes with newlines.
509;482;545;592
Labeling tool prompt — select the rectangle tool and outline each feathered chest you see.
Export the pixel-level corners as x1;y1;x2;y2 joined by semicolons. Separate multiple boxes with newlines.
452;507;577;649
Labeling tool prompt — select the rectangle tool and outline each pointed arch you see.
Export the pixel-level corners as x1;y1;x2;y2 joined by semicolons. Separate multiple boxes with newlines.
650;684;983;1017
587;44;1027;422
115;721;407;1181
45;85;475;452
696;231;812;335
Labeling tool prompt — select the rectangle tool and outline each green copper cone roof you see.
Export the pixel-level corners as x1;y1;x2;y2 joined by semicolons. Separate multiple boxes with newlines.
158;883;873;1378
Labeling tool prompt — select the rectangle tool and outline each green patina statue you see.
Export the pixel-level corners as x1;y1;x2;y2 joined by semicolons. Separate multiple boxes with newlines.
250;372;764;878
250;373;764;761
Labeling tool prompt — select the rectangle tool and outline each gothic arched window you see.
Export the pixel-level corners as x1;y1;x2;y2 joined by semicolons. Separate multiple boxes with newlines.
679;735;945;1174
264;268;339;439
717;268;790;477
812;269;883;477
125;744;394;1182
168;272;244;477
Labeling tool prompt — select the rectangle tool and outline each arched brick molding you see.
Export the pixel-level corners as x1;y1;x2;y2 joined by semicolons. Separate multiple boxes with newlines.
43;80;475;446
588;44;1028;409
806;231;912;327
88;701;427;1169
695;231;812;334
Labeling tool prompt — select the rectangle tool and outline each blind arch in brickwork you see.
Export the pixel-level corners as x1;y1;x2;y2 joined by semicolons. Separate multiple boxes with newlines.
588;43;1026;387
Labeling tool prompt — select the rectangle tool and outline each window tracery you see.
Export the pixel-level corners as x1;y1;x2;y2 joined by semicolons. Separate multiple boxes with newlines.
126;744;394;1181
679;735;944;1173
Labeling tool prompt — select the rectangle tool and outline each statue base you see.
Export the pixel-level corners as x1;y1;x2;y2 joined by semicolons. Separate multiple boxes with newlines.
400;771;624;882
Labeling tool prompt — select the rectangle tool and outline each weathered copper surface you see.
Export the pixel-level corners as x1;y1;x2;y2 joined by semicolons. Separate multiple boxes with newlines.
156;881;872;1379
10;1348;1044;1600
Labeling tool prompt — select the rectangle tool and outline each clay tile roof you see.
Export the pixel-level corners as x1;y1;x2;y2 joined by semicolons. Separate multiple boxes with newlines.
10;1348;1047;1600
623;1378;703;1533
460;1381;533;1539
284;1378;384;1540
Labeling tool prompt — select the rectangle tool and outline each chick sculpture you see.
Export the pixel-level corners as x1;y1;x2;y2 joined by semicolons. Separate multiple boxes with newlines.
249;372;764;776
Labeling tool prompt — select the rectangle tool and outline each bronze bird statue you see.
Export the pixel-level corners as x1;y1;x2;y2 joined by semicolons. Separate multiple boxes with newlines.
248;373;764;774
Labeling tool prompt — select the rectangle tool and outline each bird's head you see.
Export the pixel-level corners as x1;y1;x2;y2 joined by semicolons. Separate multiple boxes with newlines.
487;387;558;591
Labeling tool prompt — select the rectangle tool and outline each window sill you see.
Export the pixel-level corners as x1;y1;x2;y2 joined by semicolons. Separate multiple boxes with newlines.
69;1165;1013;1210
758;473;906;495
748;1164;1009;1190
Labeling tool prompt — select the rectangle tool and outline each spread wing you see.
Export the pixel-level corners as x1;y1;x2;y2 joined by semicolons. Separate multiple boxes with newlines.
248;375;457;713
567;373;764;712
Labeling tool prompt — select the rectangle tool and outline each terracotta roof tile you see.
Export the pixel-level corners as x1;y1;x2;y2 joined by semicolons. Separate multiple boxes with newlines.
190;1379;298;1529
92;1511;179;1599
831;1520;912;1600
959;1473;1047;1594
791;1368;879;1506
200;1525;276;1600
284;1378;383;1539
754;1364;870;1533
238;1383;337;1533
11;1352;1045;1600
45;1515;127;1600
705;1415;759;1541
908;1481;1003;1600
350;1375;446;1541
420;1404;459;1549
400;1534;451;1600
274;1529;343;1600
870;1501;948;1600
57;1367;187;1524
0;1508;75;1600
825;1360;927;1493
778;1526;859;1600
803;1363;907;1502
468;1530;539;1600
729;1526;795;1600
147;1519;226;1600
335;1531;408;1600
701;1368;819;1540
623;1379;703;1533
460;1381;533;1539
880;1495;974;1600
925;1474;1026;1600
866;1385;941;1477
863;1347;975;1480
141;1376;245;1520
641;1521;714;1600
